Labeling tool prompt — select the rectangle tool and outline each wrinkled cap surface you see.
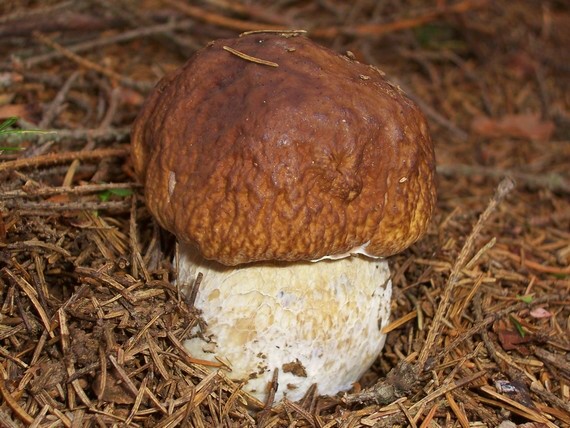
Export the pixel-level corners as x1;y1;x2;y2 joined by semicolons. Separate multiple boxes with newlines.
131;33;436;266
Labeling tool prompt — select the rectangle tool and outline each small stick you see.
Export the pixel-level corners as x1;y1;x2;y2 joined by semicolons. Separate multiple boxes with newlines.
417;177;515;371
97;346;107;401
312;0;490;38
33;32;152;92
489;248;570;274
129;195;151;282
28;404;50;428
208;0;292;27
6;200;131;213
164;0;284;33
256;369;279;427
22;20;195;68
343;360;417;405
39;71;81;129
534;347;570;374
0;11;115;39
530;382;570;414
437;163;570;194
409;371;486;412
382;310;417;334
0;125;130;145
97;85;122;130
187;272;203;309
0;146;129;173
145;333;171;381
0;182;139;200
75;266;136;304
222;46;279;67
0;0;73;25
445;392;469;428
91;0;199;53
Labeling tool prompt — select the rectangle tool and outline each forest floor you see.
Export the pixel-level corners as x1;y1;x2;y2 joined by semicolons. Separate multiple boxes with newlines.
0;1;569;427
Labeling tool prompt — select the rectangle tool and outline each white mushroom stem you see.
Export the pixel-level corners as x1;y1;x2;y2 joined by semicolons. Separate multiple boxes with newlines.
178;245;392;403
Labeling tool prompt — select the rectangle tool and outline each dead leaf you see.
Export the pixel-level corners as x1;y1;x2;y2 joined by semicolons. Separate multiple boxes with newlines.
118;87;145;107
471;113;555;141
529;307;552;319
506;51;537;79
92;371;135;404
0;93;16;104
496;328;532;354
46;194;71;204
0;103;39;124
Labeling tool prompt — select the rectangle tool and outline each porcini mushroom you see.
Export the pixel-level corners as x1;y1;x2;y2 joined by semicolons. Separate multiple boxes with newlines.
131;32;436;402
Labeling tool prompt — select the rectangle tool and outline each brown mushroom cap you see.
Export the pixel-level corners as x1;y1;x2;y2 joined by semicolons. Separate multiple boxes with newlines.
131;33;436;266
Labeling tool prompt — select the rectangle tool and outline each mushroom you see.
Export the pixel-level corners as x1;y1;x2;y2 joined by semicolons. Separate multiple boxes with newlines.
131;32;436;403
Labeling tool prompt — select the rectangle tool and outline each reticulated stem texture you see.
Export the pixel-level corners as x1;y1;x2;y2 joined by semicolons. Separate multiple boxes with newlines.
178;245;392;402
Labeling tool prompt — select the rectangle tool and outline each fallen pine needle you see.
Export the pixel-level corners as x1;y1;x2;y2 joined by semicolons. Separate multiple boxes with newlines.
417;177;515;370
222;45;279;67
418;402;439;428
446;392;469;428
0;378;34;425
479;385;558;428
382;310;417;333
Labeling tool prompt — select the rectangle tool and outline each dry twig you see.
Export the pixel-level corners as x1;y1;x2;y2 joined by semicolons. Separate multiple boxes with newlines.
0;146;129;173
417;177;516;370
32;32;153;92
